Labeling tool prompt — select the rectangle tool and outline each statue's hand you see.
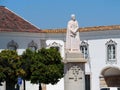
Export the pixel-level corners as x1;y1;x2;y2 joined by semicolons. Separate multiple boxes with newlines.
70;31;76;37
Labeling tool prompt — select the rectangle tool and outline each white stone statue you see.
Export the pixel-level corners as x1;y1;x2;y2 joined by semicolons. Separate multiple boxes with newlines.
66;14;80;52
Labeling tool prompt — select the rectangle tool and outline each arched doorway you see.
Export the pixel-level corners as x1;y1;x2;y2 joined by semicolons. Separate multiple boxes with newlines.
100;66;120;88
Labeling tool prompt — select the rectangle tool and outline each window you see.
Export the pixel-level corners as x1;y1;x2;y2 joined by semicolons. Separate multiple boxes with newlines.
46;41;64;59
106;39;117;64
47;42;62;53
80;41;89;59
28;40;38;51
7;40;18;50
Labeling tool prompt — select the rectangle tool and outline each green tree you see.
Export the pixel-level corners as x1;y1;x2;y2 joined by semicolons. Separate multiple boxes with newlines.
21;49;35;80
0;50;26;90
21;49;36;90
22;48;64;90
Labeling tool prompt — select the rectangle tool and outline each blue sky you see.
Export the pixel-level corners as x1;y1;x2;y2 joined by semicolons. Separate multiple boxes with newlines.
1;0;120;29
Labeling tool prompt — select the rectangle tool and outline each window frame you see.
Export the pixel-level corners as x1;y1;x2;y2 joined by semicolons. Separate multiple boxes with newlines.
47;42;62;54
28;40;38;51
7;40;18;50
105;39;117;64
80;41;89;59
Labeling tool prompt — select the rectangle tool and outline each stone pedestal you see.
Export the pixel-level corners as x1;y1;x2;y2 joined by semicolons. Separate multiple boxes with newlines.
64;52;86;90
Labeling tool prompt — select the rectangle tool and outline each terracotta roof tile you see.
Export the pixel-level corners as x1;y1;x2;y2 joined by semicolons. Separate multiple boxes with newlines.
0;6;41;33
43;25;120;33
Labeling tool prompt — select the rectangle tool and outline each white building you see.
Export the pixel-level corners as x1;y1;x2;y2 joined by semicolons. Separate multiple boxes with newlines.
0;6;120;90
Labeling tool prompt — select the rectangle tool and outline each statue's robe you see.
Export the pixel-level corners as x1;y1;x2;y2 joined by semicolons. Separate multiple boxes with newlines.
66;20;80;52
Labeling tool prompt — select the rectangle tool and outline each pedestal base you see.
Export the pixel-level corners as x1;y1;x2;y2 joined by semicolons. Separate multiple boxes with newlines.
64;52;86;90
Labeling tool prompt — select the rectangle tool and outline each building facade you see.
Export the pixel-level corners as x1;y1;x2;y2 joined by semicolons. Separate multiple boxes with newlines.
0;6;120;90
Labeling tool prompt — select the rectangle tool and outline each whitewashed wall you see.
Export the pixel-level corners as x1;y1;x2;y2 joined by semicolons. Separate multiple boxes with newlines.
81;30;120;90
1;29;120;90
0;32;45;51
47;78;64;90
0;32;45;90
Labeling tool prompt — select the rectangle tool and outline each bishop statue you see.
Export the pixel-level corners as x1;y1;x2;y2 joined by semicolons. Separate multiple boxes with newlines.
66;14;80;53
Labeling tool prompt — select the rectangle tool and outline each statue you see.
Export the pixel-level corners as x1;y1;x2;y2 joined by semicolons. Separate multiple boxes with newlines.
66;14;80;52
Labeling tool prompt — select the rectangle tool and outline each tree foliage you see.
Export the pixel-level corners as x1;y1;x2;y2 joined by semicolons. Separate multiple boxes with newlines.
22;48;64;85
30;48;64;84
0;50;26;90
0;50;25;81
21;49;35;80
0;48;64;90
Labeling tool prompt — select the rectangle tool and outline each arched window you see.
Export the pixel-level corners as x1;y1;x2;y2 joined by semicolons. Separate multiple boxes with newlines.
47;42;63;54
7;40;18;50
80;41;89;59
28;40;38;51
46;40;64;59
48;42;61;52
106;39;117;64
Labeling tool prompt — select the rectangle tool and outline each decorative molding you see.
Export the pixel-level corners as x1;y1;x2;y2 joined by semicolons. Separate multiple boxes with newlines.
47;42;63;57
47;42;62;48
28;40;38;50
7;40;18;50
80;41;89;46
105;39;117;45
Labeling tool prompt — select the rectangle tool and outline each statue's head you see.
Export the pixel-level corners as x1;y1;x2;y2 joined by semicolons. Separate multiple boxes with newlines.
71;14;76;21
